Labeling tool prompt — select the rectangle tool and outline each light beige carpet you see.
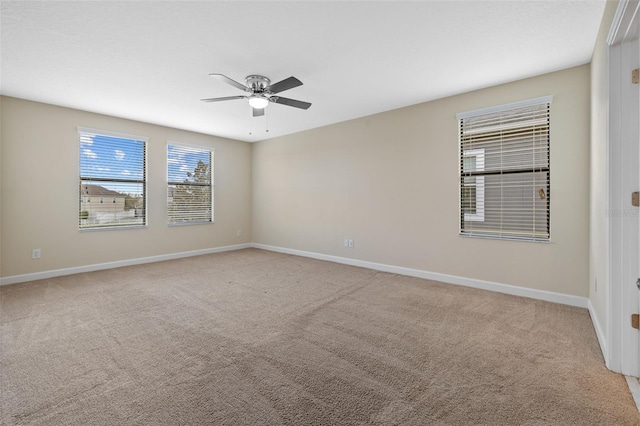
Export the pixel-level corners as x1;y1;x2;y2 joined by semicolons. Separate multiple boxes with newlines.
1;248;638;425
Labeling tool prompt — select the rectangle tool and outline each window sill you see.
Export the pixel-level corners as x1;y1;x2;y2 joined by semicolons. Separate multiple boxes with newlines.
458;232;550;243
168;221;214;227
80;224;148;232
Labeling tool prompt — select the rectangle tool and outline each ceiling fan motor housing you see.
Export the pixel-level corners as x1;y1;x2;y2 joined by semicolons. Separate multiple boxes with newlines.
246;75;271;93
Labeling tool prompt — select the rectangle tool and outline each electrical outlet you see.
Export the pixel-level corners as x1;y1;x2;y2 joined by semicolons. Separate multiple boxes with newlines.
344;239;349;247
236;229;242;237
348;240;354;248
32;249;41;259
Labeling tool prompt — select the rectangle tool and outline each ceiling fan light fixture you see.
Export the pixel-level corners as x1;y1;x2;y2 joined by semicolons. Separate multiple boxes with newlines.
203;74;311;114
248;95;269;109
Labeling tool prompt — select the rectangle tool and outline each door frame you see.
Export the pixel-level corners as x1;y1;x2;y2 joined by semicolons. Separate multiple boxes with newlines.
607;0;640;377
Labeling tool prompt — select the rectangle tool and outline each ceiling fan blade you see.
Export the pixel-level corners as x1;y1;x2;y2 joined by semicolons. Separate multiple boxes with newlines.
209;73;247;91
271;96;311;110
252;107;265;117
267;76;303;94
201;95;247;103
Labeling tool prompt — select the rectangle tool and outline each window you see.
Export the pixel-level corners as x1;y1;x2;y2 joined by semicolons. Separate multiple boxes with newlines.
167;143;213;225
457;96;552;241
79;128;147;229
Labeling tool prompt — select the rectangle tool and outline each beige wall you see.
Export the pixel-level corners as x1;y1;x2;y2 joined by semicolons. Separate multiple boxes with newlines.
0;96;252;278
590;0;619;344
252;65;591;297
1;63;592;299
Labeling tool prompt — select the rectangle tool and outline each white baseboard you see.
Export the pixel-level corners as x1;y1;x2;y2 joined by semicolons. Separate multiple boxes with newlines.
0;242;590;309
625;376;640;413
252;243;589;308
587;299;609;364
0;243;252;286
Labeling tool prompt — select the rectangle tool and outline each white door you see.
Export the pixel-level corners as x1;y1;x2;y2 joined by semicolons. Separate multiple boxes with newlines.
631;33;640;379
630;34;640;379
608;0;640;380
637;35;640;378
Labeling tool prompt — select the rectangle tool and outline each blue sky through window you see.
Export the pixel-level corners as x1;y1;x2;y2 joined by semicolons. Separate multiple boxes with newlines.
80;133;145;195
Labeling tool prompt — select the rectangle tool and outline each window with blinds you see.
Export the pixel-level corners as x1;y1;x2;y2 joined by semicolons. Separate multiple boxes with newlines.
167;144;213;225
457;96;552;241
78;128;147;229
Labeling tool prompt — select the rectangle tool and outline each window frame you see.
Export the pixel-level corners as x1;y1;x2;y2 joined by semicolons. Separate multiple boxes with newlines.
166;142;214;226
78;127;148;231
462;148;485;222
456;96;552;242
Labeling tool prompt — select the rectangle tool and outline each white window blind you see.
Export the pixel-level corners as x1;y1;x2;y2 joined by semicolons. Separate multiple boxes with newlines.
167;144;213;225
78;128;147;229
457;96;552;241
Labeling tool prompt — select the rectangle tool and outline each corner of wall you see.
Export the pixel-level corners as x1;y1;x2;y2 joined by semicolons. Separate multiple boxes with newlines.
588;298;609;363
588;0;620;366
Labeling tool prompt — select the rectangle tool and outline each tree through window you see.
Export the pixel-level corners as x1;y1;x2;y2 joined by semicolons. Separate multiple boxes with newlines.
167;144;214;224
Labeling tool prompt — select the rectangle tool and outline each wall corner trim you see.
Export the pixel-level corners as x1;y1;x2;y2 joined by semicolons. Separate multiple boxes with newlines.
252;243;589;309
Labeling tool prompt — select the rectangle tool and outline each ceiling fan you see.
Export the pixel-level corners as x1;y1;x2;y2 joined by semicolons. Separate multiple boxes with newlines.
201;74;312;117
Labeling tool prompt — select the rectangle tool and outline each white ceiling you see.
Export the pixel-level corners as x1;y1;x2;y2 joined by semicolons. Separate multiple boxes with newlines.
1;1;606;143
